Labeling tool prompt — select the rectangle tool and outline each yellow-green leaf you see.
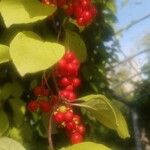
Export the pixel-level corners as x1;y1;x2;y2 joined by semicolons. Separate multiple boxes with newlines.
0;110;9;136
0;44;10;64
78;95;118;130
113;105;130;139
0;0;56;28
0;137;26;150
10;31;65;76
62;142;111;150
65;30;87;62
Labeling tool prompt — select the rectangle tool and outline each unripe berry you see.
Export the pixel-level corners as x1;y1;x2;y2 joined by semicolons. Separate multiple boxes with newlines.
70;132;83;144
27;100;39;112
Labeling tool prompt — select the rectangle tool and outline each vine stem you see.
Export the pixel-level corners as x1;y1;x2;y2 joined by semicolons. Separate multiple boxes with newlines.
48;113;54;150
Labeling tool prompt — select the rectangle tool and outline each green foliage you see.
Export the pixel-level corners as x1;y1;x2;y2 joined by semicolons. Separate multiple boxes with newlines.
10;31;65;76
0;137;26;150
9;98;25;128
78;95;130;139
0;0;56;28
0;44;10;64
0;110;9;136
65;30;87;62
61;142;111;150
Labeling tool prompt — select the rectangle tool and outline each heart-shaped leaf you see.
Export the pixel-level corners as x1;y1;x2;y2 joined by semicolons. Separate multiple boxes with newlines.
0;44;10;64
10;31;65;76
0;0;56;28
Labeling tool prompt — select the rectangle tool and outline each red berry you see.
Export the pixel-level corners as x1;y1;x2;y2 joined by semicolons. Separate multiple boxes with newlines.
83;10;92;23
59;90;70;99
43;88;49;96
67;64;78;76
65;85;74;91
81;0;90;7
77;17;85;26
76;124;86;135
66;4;74;16
74;6;83;18
66;121;76;132
27;100;39;112
53;112;65;123
64;52;76;63
64;111;74;122
58;59;67;70
73;115;81;124
72;78;81;87
59;77;71;87
39;100;51;112
68;92;77;101
70;132;83;144
33;86;44;96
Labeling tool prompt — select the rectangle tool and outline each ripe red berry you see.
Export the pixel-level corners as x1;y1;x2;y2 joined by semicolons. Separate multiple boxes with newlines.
59;77;71;87
66;121;76;132
68;92;77;101
58;59;67;71
76;124;86;135
64;110;74;122
72;78;81;87
64;51;76;63
73;115;81;124
27;100;39;112
33;86;44;96
43;88;50;96
67;64;78;76
65;85;74;91
70;132;83;144
39;100;51;112
53;112;65;123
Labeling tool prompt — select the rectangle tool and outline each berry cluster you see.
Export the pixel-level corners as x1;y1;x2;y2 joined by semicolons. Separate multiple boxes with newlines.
27;85;51;113
41;0;97;26
55;51;81;102
53;105;85;144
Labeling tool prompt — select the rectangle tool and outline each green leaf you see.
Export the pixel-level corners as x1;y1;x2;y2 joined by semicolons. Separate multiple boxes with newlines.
78;95;118;130
65;30;87;62
0;0;56;28
0;137;26;150
113;105;130;139
0;82;23;101
9;98;26;127
0;110;9;136
62;142;111;150
0;44;10;64
78;95;130;139
10;31;65;76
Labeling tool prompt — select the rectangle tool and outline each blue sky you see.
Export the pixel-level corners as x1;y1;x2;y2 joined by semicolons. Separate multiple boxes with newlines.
116;0;150;58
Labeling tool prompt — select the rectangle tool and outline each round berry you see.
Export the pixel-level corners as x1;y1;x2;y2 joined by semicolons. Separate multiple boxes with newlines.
66;121;76;132
39;100;51;112
59;77;71;87
33;86;44;96
43;88;49;96
58;59;67;70
27;100;39;112
73;115;81;124
53;112;65;123
76;124;86;135
65;85;74;91
70;132;83;144
64;110;74;122
72;78;81;87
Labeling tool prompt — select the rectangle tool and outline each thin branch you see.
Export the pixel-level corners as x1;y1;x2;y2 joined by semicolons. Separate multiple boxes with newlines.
48;114;54;150
115;13;150;35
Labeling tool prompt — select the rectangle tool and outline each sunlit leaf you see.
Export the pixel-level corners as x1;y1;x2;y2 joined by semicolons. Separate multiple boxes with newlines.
0;0;56;27
0;44;10;64
10;31;65;76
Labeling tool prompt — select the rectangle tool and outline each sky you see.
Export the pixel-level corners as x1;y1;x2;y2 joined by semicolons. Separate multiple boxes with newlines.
115;0;150;62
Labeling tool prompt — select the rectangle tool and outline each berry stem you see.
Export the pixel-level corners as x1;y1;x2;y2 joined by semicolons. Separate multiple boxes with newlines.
48;114;54;150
